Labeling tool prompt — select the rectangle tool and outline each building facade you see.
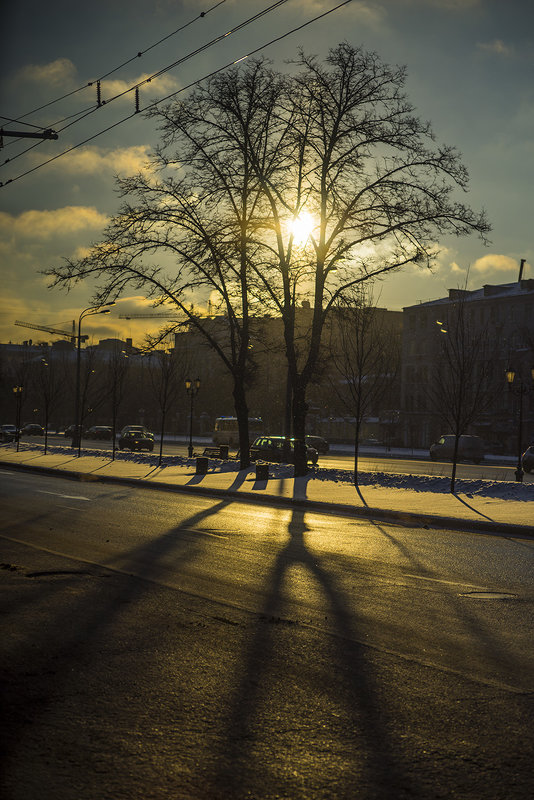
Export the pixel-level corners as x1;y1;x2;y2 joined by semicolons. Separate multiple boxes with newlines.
401;279;534;451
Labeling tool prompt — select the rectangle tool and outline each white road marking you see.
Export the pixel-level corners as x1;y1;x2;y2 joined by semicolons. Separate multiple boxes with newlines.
402;572;483;588
37;490;91;501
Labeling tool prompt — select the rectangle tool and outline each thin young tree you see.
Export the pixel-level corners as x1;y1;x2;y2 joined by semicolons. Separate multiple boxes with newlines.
328;289;400;487
36;355;65;454
145;339;184;466
427;290;494;493
106;345;130;460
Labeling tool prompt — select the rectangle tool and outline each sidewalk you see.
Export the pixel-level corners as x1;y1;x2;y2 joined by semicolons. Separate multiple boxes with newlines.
1;443;533;536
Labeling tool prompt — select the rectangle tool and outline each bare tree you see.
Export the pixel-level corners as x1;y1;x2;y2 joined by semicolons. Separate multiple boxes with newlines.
105;346;130;460
36;355;66;454
427;291;494;492
77;345;105;439
145;341;186;465
46;45;489;475
245;44;490;474
46;60;287;469
328;289;400;486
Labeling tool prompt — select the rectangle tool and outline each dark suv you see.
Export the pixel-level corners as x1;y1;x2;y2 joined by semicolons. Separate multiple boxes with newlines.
250;436;318;465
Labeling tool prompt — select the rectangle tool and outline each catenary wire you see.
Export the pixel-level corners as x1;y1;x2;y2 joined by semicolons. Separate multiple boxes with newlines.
10;0;228;125
1;0;291;165
0;0;354;188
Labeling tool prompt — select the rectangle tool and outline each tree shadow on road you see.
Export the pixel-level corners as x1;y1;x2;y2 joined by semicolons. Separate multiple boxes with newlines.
212;504;413;798
452;492;494;521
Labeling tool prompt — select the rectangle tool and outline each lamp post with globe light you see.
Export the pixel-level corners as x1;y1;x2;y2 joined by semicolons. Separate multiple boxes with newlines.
185;377;201;458
506;365;534;482
12;386;23;452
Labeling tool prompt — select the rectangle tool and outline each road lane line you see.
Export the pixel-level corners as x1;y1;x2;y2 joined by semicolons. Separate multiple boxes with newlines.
37;489;91;501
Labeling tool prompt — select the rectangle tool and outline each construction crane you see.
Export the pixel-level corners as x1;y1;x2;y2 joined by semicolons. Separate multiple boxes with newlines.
119;313;182;320
14;320;88;344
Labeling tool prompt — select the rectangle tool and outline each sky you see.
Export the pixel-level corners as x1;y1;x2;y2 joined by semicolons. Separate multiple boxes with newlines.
1;0;533;346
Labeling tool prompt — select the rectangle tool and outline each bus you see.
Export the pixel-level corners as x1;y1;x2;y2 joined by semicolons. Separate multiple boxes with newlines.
213;416;264;446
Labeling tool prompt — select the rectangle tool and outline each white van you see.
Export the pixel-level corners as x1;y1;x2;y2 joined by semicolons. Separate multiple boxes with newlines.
429;435;485;464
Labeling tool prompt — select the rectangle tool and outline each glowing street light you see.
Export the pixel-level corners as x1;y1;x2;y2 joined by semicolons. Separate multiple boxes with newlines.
506;365;534;482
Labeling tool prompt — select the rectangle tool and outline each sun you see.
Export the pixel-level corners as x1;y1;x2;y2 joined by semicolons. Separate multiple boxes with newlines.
289;211;315;246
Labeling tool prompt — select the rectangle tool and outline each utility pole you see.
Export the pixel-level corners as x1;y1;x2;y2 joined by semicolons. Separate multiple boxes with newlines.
0;128;58;145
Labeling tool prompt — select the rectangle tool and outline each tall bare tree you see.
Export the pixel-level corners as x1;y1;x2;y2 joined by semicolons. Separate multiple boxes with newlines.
46;45;489;475
46;60;287;469
245;44;490;474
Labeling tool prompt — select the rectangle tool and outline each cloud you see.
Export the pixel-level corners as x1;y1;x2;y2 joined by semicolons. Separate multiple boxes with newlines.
56;145;152;176
398;0;479;7
100;73;181;104
0;207;109;240
477;39;514;57
472;254;522;274
265;0;386;27
16;58;78;87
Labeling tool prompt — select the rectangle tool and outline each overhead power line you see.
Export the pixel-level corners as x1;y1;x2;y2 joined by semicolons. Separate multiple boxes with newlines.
1;0;291;167
0;0;354;189
10;0;228;126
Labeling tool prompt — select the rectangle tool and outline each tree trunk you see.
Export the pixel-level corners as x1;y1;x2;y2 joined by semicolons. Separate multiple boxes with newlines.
233;375;250;470
159;408;166;466
450;433;460;493
292;378;308;477
354;418;361;488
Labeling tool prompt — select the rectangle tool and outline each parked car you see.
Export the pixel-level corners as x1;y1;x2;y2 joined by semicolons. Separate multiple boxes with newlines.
0;424;18;442
250;436;318;465
522;446;534;474
359;436;382;447
85;425;113;440
64;424;79;437
118;429;154;452
120;425;152;437
21;423;44;436
305;435;329;455
429;434;485;464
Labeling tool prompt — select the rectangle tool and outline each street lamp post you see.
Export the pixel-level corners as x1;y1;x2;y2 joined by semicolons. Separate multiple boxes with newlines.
72;303;115;456
506;366;534;482
12;386;23;452
185;377;201;458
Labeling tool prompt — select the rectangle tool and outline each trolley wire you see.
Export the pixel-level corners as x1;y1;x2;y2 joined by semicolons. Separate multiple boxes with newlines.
1;0;354;188
1;0;291;164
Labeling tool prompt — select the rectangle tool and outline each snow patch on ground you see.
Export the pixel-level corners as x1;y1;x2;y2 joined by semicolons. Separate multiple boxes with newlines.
12;442;534;502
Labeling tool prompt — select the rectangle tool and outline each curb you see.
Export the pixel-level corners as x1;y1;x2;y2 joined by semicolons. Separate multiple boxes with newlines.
3;458;533;539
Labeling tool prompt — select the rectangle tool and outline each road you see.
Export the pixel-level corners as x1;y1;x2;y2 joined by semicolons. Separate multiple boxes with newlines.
1;468;534;799
28;432;534;483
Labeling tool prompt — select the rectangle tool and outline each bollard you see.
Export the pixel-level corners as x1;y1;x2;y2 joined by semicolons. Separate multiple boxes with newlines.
219;444;229;460
255;462;269;481
196;456;209;475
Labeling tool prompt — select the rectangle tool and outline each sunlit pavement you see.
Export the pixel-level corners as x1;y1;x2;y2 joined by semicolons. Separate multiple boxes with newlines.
1;443;532;536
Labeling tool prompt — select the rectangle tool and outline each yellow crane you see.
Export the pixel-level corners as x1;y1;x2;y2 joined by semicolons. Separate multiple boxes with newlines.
14;320;88;344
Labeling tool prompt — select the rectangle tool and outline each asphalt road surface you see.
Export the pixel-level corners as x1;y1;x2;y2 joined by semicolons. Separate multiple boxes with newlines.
1;468;534;799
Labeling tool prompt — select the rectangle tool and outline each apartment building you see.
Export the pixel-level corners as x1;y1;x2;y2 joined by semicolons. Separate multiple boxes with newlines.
401;279;534;450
